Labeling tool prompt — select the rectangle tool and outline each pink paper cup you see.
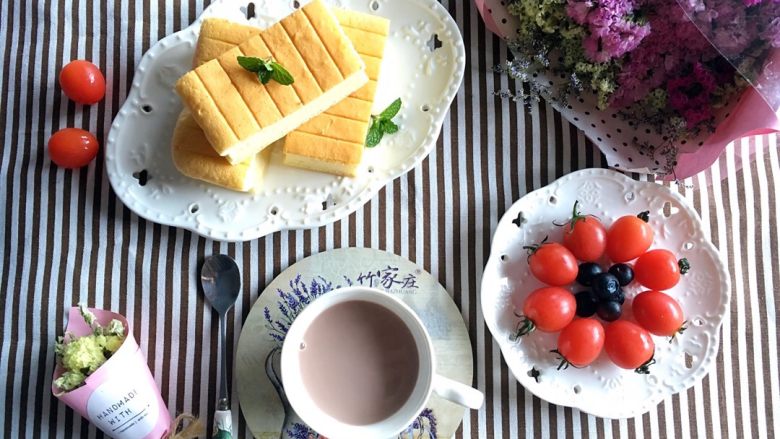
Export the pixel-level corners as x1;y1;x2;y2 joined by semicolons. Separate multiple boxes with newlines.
52;307;171;439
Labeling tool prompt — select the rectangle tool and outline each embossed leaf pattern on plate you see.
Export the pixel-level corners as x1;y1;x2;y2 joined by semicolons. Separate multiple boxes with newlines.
576;179;601;205
423;50;448;76
218;200;245;223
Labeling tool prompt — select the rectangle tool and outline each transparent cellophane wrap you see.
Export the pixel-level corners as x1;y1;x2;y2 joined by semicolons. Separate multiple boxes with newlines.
474;0;779;180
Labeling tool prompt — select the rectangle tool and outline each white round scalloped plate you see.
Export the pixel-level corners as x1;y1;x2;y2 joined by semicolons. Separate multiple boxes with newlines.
106;0;465;241
480;169;730;419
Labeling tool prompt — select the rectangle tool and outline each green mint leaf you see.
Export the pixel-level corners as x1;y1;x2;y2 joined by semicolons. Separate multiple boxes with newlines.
365;122;384;148
258;70;273;84
240;56;294;86
379;98;402;120
237;56;266;72
382;120;399;134
269;62;295;86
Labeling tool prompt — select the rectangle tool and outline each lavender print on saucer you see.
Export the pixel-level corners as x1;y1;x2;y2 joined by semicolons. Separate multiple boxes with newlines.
236;248;474;438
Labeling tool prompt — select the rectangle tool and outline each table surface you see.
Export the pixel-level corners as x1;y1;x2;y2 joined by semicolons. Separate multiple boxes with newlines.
1;1;779;438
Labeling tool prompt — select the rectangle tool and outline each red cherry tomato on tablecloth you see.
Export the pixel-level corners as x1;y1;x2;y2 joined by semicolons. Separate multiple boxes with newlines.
48;128;99;168
634;249;686;290
604;320;655;373
524;239;578;286
632;290;686;337
511;287;576;337
554;318;605;368
59;60;106;105
561;202;607;262
606;212;654;263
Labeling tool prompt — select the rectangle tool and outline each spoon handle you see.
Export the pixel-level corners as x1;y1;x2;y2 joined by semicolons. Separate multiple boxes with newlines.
219;315;229;404
214;315;232;438
213;409;232;439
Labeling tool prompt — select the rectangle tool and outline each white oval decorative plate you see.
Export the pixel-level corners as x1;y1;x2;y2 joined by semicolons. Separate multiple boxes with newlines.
106;0;465;241
480;169;730;419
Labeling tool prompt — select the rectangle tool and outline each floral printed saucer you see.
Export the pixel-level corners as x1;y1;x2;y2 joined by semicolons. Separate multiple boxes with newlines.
236;248;473;438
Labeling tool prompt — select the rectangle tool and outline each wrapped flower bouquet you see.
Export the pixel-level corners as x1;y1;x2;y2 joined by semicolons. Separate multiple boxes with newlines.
52;306;171;439
476;0;780;179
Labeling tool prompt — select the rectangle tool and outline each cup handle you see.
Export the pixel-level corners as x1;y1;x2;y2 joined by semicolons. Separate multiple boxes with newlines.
432;374;484;409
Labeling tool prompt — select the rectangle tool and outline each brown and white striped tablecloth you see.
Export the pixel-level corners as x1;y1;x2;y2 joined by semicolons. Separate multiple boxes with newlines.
1;1;778;438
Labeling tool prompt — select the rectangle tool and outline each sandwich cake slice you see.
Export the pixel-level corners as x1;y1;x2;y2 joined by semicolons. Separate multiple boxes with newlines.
175;0;368;165
283;8;390;177
192;8;390;177
171;110;271;192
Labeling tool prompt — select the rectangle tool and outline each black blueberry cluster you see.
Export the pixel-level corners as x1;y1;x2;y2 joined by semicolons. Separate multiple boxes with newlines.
574;262;633;321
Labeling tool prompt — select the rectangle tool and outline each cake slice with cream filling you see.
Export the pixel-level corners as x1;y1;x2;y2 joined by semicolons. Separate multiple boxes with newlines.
171;110;272;192
191;7;390;177
175;0;368;165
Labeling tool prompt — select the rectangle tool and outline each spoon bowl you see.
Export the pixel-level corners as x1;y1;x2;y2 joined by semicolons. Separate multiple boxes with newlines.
201;254;241;315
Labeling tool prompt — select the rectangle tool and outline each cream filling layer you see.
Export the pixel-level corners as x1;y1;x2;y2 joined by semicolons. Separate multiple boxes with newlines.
283;153;359;177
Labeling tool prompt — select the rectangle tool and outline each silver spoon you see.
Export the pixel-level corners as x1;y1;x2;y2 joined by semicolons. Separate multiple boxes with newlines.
201;254;241;439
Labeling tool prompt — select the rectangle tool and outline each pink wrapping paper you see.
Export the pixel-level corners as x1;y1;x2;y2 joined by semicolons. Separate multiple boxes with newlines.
674;87;780;179
52;307;171;439
473;0;502;36
474;0;780;180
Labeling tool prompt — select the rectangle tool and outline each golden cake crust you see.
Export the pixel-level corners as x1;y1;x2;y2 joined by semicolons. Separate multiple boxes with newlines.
174;0;367;162
171;111;263;192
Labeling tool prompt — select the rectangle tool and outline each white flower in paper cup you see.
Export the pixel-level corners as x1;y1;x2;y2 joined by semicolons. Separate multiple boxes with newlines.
52;305;172;439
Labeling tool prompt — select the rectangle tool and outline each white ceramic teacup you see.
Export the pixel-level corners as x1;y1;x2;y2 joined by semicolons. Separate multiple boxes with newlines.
281;286;484;438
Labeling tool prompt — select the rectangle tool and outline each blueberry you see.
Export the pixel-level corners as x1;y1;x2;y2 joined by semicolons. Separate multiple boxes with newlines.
597;301;622;322
575;291;598;317
615;289;625;305
591;273;620;301
576;262;603;286
608;263;634;286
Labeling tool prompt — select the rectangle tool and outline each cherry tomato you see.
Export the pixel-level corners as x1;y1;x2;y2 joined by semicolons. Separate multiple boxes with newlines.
555;318;605;368
634;249;684;290
561;202;607;262
48;128;99;168
606;212;654;263
604;320;655;373
524;239;578;286
632;290;686;337
511;287;576;337
59;60;106;105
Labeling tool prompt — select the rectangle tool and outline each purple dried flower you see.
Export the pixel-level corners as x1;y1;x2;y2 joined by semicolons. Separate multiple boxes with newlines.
709;4;755;57
666;62;717;127
763;17;780;46
567;0;650;62
609;0;716;107
567;0;594;24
